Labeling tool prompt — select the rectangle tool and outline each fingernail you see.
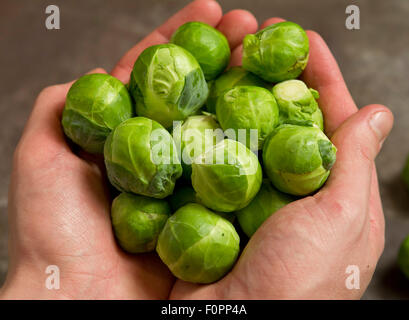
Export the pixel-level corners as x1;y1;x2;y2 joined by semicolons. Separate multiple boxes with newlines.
369;111;391;143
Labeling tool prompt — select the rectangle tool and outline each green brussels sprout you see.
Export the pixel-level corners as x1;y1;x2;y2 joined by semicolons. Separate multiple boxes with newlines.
173;114;224;179
171;22;230;81
235;180;294;237
216;86;279;150
156;203;240;283
402;155;409;190
242;21;309;83
169;185;235;223
272;79;323;130
104;117;182;199
129;44;208;129
62;73;134;154
263;124;337;196
206;66;267;114
111;193;170;253
398;235;409;279
192;139;262;212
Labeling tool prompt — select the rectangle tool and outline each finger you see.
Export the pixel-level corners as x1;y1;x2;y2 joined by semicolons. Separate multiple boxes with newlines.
216;9;258;49
111;0;223;83
317;104;393;223
301;31;357;136
156;0;222;39
230;17;285;67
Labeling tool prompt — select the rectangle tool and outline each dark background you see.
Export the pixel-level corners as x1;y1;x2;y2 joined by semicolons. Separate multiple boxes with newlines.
1;0;409;299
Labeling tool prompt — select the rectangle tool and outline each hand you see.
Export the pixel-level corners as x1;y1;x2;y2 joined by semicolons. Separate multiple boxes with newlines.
171;19;394;300
0;0;259;299
0;0;393;300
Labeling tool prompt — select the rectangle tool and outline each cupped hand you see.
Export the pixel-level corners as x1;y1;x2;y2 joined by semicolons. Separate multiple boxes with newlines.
171;18;393;300
0;0;259;299
0;0;393;300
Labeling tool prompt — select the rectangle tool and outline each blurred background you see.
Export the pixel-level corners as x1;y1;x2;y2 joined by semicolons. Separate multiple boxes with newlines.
1;0;408;299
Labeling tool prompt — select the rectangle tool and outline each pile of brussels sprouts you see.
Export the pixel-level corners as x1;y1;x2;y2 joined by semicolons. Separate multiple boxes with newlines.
61;21;337;284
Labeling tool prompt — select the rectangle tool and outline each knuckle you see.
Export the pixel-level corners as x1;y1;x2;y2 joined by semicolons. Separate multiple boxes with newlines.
316;193;349;219
356;140;374;163
316;193;366;232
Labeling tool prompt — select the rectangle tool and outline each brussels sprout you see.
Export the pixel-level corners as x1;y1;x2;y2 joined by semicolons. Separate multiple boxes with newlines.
216;86;279;150
173;114;224;179
402;155;409;190
192;139;262;212
111;193;170;253
62;73;133;154
242;21;309;83
129;44;208;129
169;185;235;223
206;66;267;114
272;80;323;130
104;117;182;199
171;22;230;81
398;235;409;279
236;180;294;237
263;124;336;196
156;203;240;283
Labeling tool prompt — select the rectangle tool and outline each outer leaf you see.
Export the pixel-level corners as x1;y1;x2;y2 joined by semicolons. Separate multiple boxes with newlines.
206;66;267;114
156;203;239;283
192;139;262;212
171;21;231;80
242;21;309;83
263;124;337;196
216;86;279;150
129;44;208;129
62;73;134;153
104;117;182;198
111;193;170;253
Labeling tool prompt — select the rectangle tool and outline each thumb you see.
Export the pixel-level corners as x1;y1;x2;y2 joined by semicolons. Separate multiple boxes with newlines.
318;104;393;214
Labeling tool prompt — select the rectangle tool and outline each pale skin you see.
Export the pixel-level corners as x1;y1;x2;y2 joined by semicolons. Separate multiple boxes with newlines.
0;0;393;299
